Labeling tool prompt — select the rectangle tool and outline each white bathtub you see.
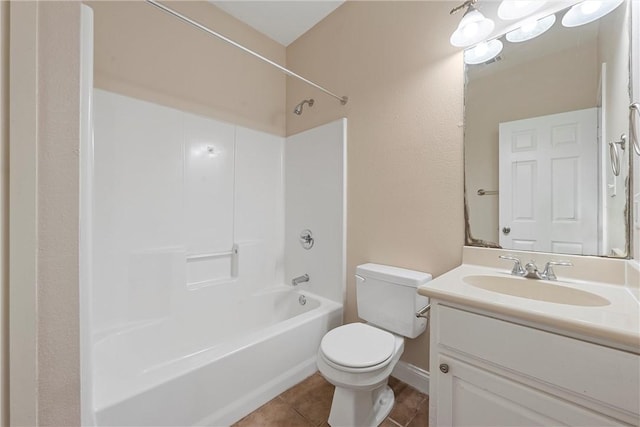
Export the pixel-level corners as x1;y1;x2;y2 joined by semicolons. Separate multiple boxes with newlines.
93;287;342;426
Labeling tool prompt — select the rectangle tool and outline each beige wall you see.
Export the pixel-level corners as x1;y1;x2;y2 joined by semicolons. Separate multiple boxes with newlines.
37;2;83;423
9;2;40;424
465;42;599;244
0;1;7;424
9;1;82;425
89;0;286;136
286;1;465;370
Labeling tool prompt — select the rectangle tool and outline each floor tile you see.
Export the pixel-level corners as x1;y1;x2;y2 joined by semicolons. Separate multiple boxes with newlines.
280;373;329;404
406;395;429;427
287;374;335;426
232;397;313;427
234;373;427;427
388;386;428;427
388;376;408;397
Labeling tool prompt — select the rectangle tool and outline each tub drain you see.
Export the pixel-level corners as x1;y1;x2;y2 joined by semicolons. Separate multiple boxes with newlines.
298;295;307;305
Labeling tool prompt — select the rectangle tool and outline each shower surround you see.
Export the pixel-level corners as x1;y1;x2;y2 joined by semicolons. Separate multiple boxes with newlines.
86;90;346;425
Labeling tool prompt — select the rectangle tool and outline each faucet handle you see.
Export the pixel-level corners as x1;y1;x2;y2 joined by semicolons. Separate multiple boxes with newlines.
524;259;539;272
542;261;573;281
499;255;526;276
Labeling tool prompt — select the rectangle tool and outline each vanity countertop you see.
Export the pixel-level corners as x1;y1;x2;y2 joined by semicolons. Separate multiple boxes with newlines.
418;263;640;353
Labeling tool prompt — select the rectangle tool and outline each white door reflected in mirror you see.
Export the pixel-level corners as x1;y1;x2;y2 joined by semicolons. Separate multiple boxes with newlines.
498;108;598;255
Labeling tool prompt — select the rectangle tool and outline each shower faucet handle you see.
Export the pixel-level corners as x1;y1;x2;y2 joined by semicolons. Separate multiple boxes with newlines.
299;229;314;250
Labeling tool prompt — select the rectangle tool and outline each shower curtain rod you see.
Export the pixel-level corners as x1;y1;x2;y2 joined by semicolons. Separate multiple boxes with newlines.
146;0;349;106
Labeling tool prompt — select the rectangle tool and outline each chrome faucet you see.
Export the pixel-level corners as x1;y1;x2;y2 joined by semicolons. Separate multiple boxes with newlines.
523;260;544;279
499;255;572;281
291;274;310;286
499;255;526;276
540;260;574;281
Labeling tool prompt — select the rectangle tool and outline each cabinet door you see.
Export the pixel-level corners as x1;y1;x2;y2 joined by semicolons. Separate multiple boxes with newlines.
435;355;626;427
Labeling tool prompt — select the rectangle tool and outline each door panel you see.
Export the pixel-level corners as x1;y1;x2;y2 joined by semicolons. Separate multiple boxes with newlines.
435;356;626;427
499;108;598;254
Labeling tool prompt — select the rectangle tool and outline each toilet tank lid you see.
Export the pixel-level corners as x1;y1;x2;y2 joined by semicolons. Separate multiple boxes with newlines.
356;263;432;288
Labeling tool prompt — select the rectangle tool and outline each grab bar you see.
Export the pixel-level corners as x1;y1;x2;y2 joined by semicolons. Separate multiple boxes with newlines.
477;189;498;196
631;103;640;156
608;134;626;177
187;244;238;261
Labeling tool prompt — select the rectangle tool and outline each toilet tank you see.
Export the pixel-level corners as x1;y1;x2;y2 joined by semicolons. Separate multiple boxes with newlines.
356;263;432;339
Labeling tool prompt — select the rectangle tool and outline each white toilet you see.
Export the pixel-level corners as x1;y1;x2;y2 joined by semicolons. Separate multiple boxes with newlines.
317;263;432;427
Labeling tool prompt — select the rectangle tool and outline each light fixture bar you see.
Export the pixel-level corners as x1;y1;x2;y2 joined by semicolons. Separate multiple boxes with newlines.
450;0;477;15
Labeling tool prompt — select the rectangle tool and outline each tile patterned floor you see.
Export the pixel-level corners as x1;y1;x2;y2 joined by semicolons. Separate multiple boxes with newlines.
232;373;429;427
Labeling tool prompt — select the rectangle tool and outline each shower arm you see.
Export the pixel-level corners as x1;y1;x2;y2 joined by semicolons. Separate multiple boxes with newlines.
146;0;349;106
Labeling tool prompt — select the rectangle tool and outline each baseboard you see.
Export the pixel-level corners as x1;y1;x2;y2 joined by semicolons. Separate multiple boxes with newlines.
391;360;430;395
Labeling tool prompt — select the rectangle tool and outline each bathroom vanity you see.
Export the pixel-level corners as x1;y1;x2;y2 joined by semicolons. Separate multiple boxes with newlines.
419;248;640;427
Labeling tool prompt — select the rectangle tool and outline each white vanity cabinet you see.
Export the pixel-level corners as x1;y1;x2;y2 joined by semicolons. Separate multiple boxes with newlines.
429;302;640;427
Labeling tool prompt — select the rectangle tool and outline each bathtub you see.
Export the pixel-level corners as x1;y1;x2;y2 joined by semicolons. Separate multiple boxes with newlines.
93;287;342;426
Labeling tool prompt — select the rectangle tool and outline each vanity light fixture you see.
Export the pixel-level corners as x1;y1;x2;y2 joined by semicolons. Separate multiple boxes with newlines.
464;39;503;65
562;0;624;27
506;14;556;43
498;0;547;20
450;0;495;47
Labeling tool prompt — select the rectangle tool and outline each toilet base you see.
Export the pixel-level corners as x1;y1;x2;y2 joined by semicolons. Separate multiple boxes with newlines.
328;383;395;427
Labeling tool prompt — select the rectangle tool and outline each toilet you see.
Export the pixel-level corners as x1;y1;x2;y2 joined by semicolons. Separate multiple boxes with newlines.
317;263;432;427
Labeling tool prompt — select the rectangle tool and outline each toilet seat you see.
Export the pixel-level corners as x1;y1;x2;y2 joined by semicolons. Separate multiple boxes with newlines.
320;323;395;369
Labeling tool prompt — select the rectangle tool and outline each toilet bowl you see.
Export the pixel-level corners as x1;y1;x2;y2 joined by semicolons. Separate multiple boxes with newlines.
317;263;432;427
318;323;405;426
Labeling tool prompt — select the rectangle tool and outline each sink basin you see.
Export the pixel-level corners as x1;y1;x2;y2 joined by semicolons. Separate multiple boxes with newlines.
463;275;610;307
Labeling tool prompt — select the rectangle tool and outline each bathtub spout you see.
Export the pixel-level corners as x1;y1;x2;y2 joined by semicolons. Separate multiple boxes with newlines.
292;274;310;286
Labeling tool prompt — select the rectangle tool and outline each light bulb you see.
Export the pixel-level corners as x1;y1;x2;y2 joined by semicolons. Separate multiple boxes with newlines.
506;14;556;43
514;1;527;7
474;42;489;56
463;22;479;38
450;6;495;47
520;18;538;33
580;0;602;14
464;39;503;65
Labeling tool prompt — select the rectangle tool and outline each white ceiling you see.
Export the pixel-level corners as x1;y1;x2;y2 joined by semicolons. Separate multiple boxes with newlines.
210;1;345;46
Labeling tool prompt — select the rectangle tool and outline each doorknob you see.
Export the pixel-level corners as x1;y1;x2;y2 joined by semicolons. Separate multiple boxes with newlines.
502;226;511;235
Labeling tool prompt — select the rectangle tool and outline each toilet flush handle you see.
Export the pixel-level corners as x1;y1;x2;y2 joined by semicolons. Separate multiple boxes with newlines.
354;274;366;282
416;304;431;319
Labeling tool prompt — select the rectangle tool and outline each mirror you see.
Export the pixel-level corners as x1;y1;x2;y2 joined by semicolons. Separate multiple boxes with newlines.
464;0;632;257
